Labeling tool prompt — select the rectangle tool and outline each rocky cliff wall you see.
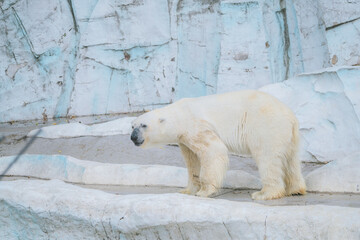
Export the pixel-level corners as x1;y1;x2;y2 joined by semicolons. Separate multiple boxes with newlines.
1;0;359;122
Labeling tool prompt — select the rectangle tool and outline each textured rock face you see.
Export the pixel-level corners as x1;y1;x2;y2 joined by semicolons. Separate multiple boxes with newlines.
70;0;176;116
1;180;360;240
319;0;360;29
217;1;271;93
0;0;77;122
261;67;360;163
327;18;360;67
1;0;359;122
306;152;360;193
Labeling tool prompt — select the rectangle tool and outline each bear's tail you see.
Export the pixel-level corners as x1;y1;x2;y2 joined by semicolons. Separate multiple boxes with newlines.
291;119;299;156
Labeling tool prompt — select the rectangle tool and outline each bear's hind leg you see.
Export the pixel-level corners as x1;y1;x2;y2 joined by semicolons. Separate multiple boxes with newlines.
252;154;286;200
284;155;306;196
179;143;201;195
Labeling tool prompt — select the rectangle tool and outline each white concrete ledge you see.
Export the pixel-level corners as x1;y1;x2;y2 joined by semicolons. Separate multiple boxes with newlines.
27;117;136;138
0;155;261;189
0;179;359;240
1;154;360;193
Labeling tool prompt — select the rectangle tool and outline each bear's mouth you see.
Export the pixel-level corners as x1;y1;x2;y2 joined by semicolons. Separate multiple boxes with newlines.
134;140;144;146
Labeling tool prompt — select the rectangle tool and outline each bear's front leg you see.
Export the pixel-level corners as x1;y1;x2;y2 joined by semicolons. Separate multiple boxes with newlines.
179;143;201;195
179;124;229;198
195;149;229;197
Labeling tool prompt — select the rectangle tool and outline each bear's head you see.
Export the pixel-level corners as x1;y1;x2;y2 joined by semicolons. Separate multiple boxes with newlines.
130;108;179;148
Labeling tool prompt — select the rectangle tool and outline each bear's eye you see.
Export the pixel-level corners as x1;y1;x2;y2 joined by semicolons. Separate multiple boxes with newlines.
141;124;147;128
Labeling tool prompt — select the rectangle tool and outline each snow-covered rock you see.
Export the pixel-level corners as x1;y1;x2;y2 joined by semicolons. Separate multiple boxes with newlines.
27;117;136;138
306;152;360;193
0;179;359;240
261;67;360;163
0;154;261;189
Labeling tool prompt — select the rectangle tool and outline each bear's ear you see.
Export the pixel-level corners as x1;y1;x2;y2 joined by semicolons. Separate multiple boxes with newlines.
159;118;165;123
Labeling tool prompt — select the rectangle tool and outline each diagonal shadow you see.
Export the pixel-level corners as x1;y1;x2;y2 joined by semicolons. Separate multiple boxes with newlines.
0;129;42;181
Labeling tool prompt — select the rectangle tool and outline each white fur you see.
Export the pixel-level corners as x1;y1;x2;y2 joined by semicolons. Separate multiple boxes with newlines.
132;90;306;200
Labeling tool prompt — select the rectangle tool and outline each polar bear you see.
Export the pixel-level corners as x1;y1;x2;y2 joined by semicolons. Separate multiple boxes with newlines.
130;90;306;200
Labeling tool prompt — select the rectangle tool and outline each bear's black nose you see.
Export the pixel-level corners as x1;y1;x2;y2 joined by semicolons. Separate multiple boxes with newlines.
131;128;139;142
131;128;144;146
